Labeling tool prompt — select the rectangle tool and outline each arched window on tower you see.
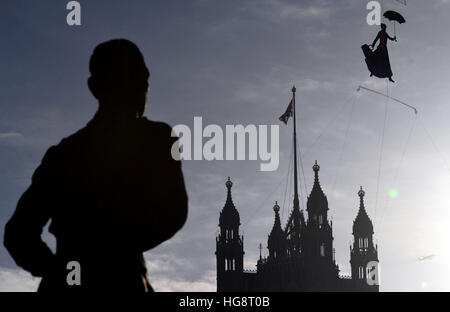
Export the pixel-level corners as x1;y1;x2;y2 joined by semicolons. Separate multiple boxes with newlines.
364;238;369;249
318;215;323;228
359;238;364;249
320;244;325;257
359;266;364;279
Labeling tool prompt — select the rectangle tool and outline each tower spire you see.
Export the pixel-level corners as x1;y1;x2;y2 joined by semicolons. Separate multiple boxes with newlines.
353;186;373;236
219;177;240;233
350;187;379;289
268;201;287;260
313;160;320;184
216;177;244;292
358;186;366;211
272;201;282;229
306;160;328;215
226;176;233;204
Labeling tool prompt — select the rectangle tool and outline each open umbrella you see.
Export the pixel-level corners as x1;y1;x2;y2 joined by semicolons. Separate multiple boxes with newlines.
383;10;406;37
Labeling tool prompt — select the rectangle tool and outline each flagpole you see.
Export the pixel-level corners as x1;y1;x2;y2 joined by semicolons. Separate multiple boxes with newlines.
292;85;300;212
281;85;302;255
291;85;303;254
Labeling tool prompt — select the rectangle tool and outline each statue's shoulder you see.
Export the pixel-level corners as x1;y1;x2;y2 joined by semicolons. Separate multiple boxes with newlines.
138;117;174;140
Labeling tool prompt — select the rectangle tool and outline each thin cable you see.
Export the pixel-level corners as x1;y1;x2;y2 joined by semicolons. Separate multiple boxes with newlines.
241;137;295;229
241;179;284;229
374;81;390;222
303;92;357;158
298;140;308;211
331;93;358;199
419;117;450;172
282;138;294;223
377;114;417;232
283;155;293;224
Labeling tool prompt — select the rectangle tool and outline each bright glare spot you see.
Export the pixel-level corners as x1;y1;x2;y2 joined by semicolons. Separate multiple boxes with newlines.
421;281;428;289
389;189;399;198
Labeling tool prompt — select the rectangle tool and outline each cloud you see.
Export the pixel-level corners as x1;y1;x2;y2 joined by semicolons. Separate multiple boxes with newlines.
148;271;216;292
0;267;40;292
359;79;388;91
244;0;331;21
277;3;331;20
297;78;334;92
0;257;216;292
435;0;450;6
145;254;216;292
0;132;23;139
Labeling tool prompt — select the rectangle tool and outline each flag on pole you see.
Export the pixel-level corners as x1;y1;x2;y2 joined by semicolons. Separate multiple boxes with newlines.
279;99;293;124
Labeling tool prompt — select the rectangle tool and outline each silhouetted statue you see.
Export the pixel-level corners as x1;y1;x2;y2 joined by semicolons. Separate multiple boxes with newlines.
3;39;188;292
362;23;397;82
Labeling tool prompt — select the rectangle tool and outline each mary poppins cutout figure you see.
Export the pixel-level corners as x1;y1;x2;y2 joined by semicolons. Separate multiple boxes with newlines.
362;23;397;83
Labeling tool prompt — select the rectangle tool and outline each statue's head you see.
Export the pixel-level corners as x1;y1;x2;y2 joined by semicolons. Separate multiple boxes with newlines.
88;39;150;117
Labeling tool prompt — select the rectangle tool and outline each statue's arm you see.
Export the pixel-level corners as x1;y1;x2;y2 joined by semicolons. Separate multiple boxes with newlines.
134;125;189;252
3;148;56;277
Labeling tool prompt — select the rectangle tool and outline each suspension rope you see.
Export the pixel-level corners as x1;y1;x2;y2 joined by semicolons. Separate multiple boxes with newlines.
374;81;390;222
377;115;450;232
241;179;284;229
298;139;308;211
241;137;294;229
331;92;358;200
297;91;358;212
377;113;417;231
235;90;357;230
419;117;450;172
303;92;357;158
281;137;294;223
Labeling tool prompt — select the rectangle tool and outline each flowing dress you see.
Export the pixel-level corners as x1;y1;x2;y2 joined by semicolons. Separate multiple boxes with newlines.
362;30;393;79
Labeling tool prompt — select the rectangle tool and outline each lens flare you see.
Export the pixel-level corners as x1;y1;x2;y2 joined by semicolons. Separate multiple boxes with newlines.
389;189;399;198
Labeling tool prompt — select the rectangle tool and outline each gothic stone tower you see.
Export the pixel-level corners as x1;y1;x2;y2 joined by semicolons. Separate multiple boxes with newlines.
350;187;379;292
215;164;381;292
302;161;340;290
216;177;244;292
268;202;287;261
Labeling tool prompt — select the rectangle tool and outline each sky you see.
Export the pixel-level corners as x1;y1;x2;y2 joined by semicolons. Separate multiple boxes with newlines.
1;0;450;292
